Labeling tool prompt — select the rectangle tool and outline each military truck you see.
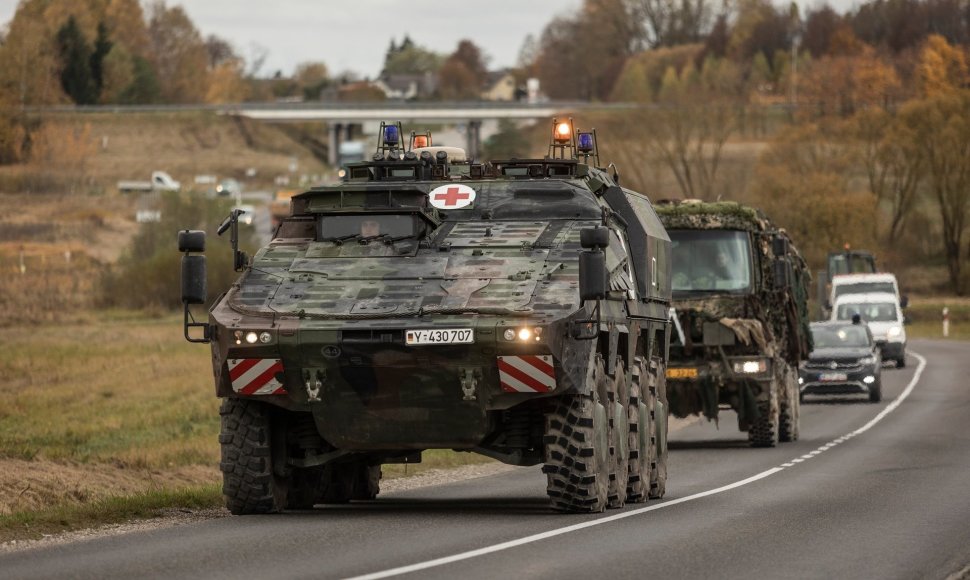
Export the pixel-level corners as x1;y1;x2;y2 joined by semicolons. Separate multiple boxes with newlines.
179;119;673;514
655;201;811;447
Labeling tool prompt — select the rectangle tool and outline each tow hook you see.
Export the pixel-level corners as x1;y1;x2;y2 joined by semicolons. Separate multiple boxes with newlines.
304;369;323;402
460;368;480;401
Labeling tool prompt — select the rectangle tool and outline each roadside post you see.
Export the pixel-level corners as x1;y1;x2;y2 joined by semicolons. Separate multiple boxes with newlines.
943;307;950;338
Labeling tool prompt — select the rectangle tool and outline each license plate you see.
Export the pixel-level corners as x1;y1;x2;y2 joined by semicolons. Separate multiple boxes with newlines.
819;372;847;382
666;367;698;379
406;328;474;346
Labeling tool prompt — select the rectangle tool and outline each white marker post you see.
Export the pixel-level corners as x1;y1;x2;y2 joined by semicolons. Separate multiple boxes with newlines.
942;307;950;338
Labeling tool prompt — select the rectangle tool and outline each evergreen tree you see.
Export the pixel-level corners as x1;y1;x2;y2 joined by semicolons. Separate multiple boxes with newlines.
56;16;97;105
90;22;114;97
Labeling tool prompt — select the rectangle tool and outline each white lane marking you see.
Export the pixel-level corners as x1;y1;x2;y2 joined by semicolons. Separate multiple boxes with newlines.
349;351;927;580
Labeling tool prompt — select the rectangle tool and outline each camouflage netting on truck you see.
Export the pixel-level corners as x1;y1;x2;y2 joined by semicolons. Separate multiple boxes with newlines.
653;201;770;233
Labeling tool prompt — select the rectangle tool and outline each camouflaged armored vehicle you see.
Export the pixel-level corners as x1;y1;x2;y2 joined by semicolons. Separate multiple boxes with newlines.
655;201;811;447
179;120;673;513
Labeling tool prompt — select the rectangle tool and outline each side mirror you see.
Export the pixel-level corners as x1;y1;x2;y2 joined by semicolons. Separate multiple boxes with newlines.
579;250;607;301
178;229;205;253
900;295;909;308
580;226;610;249
772;236;789;257
773;259;791;290
181;255;207;304
179;230;210;343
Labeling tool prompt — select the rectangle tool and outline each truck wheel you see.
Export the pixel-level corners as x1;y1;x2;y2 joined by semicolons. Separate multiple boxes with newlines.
219;398;288;515
869;381;883;403
749;391;780;448
779;365;800;443
626;358;651;503
543;356;610;513
607;361;629;510
648;359;669;499
896;354;906;369
352;463;382;500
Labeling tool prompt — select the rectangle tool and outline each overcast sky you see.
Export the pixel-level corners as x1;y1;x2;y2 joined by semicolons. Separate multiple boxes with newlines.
0;1;586;77
0;1;865;78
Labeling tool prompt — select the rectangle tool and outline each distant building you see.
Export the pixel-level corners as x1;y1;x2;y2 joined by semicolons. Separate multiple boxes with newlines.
374;72;438;100
481;70;517;101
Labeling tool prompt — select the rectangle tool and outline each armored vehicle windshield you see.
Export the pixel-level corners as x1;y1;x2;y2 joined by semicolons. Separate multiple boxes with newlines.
669;229;753;295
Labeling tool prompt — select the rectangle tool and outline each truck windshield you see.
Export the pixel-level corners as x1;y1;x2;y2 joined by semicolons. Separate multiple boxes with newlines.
833;282;895;298
669;230;753;296
836;302;898;322
811;325;871;348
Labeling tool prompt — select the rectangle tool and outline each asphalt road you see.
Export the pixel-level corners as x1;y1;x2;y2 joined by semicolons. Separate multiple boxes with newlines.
3;338;969;580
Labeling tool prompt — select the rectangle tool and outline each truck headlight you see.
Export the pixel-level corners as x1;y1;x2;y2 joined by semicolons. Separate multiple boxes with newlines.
502;327;543;342
887;326;902;338
732;359;768;374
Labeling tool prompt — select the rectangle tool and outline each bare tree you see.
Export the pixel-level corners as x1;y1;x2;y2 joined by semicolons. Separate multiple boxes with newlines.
628;0;719;48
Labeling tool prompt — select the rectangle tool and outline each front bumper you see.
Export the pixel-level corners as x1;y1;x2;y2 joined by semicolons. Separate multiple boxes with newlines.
798;365;879;397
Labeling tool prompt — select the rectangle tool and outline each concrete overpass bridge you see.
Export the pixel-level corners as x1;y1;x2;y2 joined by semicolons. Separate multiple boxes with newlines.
226;101;632;163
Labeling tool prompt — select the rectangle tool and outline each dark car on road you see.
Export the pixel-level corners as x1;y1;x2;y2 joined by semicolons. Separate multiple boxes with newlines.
799;321;882;403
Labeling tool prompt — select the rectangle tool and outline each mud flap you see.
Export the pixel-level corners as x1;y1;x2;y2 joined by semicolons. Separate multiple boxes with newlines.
737;380;760;432
654;399;667;455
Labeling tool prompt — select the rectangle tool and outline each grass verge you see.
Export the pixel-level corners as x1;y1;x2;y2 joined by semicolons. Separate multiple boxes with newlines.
0;484;223;544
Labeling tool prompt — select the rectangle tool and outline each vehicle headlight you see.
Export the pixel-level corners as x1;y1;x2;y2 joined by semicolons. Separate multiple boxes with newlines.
887;326;902;338
858;355;876;365
233;330;274;345
732;359;768;374
502;327;543;342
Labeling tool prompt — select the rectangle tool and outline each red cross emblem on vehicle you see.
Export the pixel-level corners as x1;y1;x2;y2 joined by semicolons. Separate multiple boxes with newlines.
429;184;476;210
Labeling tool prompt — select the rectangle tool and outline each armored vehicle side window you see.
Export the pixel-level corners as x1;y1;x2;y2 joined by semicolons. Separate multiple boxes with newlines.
316;213;422;241
669;230;753;295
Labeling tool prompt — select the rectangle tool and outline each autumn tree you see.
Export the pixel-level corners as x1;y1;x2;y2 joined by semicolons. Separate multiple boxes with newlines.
902;93;970;294
534;0;638;100
802;6;842;58
853;108;924;246
615;56;744;200
917;34;969;98
748;123;874;267
799;38;900;117
627;0;717;48
438;40;488;100
147;2;209;103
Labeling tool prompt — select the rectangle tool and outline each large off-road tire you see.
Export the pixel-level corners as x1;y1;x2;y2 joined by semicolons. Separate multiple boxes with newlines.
648;357;669;500
607;361;630;510
626;357;651;503
779;365;800;443
896;354;906;369
543;357;611;513
219;398;288;515
749;386;780;448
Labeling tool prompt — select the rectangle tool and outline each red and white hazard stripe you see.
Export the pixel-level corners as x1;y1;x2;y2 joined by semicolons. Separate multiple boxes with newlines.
497;355;556;393
228;358;286;395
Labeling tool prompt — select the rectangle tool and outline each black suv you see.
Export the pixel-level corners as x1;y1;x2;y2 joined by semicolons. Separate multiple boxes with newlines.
799;321;882;403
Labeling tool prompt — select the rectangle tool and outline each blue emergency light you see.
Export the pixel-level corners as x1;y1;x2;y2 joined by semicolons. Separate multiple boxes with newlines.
578;132;594;152
383;125;400;146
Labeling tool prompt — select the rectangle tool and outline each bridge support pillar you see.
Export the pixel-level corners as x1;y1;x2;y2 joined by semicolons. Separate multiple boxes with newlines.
466;120;481;161
328;123;344;167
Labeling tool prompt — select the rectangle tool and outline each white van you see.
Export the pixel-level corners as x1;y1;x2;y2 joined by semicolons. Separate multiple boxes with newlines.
830;273;907;309
831;292;907;367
